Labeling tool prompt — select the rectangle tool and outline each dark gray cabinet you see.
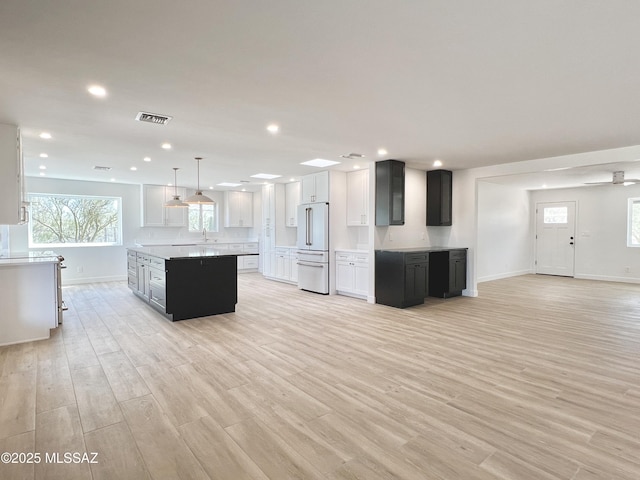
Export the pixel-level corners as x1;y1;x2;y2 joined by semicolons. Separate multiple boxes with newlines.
375;159;405;226
428;249;467;298
375;251;428;308
375;247;467;308
427;169;452;226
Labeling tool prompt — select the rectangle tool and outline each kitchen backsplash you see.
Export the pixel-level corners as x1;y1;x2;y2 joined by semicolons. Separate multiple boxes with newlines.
134;226;258;245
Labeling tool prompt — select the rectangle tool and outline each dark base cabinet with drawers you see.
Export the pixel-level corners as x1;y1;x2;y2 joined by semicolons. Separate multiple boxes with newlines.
428;249;467;298
375;251;429;308
375;248;467;308
128;249;238;321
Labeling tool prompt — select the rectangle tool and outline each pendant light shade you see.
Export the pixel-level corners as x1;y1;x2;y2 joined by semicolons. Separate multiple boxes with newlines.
185;157;215;204
164;167;188;207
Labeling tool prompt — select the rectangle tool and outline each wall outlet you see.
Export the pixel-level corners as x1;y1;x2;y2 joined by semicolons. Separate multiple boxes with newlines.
421;231;426;240
389;232;393;241
76;266;83;273
625;266;631;273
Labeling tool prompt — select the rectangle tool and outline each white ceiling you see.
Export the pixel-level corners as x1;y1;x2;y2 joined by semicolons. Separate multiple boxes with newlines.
2;1;640;192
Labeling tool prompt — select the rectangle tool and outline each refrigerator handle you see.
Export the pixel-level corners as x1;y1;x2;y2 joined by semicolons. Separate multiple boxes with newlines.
306;208;312;245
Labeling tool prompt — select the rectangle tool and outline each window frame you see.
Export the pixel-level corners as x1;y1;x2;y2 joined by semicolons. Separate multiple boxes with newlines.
28;192;123;248
628;197;640;247
188;202;219;233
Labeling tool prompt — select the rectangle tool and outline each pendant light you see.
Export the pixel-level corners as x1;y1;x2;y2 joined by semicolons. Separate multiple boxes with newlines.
164;167;188;207
185;157;214;204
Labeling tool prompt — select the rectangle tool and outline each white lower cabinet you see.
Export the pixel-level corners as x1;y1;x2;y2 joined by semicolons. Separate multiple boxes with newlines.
266;246;298;284
290;251;299;283
238;255;259;271
335;250;369;299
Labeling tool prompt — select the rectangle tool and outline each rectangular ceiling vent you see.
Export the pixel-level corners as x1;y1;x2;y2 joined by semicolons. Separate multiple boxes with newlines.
135;111;173;125
93;166;112;171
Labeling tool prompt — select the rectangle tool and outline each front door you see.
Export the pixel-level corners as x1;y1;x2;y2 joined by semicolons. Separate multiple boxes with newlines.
535;201;576;276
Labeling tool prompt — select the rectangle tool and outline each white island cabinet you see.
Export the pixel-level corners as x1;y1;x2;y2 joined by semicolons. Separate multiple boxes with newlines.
0;253;63;346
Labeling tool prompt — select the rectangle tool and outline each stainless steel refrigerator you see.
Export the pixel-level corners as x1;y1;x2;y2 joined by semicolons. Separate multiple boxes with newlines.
297;202;329;294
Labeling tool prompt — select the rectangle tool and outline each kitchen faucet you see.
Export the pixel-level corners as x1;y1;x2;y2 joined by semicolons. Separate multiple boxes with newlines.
202;227;208;242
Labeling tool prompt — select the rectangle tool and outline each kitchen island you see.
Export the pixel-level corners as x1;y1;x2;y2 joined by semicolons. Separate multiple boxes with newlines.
127;246;256;321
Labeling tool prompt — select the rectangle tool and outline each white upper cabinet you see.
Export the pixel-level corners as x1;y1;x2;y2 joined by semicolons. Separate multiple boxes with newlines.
0;124;27;225
224;191;253;227
301;171;329;203
141;185;188;227
284;181;301;227
346;169;369;226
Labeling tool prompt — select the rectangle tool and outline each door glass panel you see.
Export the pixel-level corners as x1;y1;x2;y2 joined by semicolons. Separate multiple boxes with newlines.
543;207;568;224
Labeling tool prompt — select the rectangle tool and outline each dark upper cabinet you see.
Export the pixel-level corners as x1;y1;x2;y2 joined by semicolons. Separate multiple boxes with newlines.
375;159;405;226
426;169;452;226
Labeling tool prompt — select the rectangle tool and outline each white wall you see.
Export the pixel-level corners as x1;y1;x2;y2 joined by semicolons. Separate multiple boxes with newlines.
531;183;640;283
477;181;533;282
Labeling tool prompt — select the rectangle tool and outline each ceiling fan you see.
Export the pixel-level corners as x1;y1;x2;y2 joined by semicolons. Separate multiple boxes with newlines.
585;171;640;186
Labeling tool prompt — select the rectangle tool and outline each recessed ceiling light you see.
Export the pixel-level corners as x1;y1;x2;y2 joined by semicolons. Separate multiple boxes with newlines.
289;177;295;182
542;184;547;188
87;85;107;97
209;186;214;190
39;165;46;170
242;188;246;192
39;172;46;176
39;153;48;158
130;166;137;171
353;165;360;169
40;132;52;139
143;157;151;162
377;148;387;156
433;160;443;167
266;123;279;134
110;178;116;182
161;143;172;150
167;183;173;187
250;173;281;180
300;158;341;168
217;182;242;187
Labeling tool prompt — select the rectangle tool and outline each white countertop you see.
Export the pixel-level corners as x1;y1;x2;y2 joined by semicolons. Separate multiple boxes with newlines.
335;249;369;254
0;251;62;266
128;246;257;260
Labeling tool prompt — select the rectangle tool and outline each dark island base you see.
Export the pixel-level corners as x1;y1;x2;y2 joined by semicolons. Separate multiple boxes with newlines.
165;257;238;321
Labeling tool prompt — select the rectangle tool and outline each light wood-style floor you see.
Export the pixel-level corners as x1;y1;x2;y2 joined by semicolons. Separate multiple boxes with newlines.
1;274;639;480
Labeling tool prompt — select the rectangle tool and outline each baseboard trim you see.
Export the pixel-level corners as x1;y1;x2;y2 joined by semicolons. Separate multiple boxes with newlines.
574;274;640;284
477;269;533;283
63;275;126;285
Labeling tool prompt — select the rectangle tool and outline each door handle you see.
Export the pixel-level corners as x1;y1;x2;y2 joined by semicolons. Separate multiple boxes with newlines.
569;242;574;245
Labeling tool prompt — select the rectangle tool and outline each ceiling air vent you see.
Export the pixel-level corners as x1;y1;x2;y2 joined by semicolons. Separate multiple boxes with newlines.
93;166;112;171
340;153;365;159
135;111;173;125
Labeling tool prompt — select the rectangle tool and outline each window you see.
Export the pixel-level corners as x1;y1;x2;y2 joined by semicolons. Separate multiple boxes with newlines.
29;193;122;247
188;203;218;233
628;198;640;247
543;206;568;224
